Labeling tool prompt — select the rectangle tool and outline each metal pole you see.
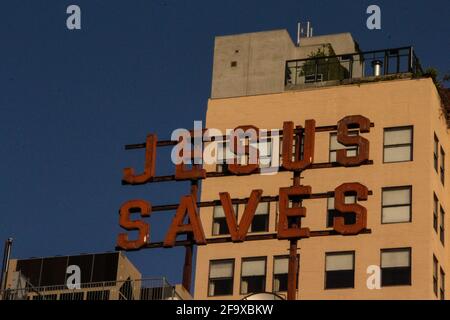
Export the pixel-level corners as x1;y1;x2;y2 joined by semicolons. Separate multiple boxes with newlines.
1;238;13;293
287;240;298;300
287;128;303;301
182;180;198;293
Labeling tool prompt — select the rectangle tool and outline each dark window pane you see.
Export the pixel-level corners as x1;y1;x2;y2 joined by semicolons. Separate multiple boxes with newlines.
40;257;68;287
68;255;94;284
211;279;233;296
214;217;229;235
242;276;265;294
274;274;288;292
91;253;119;282
325;270;354;289
16;259;43;287
251;215;269;232
327;210;356;228
381;267;411;286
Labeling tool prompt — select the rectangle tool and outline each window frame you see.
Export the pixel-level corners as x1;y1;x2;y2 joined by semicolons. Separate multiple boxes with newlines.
324;251;355;290
249;202;270;234
326;194;357;228
434;134;439;173
216;137;275;172
240;257;267;295
434;193;439;232
328;131;359;163
380;247;412;287
383;126;414;164
440;146;445;185
433;255;438;297
207;259;235;297
440;206;445;246
211;204;239;236
381;186;413;224
440;268;445;300
272;255;299;293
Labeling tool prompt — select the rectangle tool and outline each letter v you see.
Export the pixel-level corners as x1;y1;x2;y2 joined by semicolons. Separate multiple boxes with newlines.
219;189;263;242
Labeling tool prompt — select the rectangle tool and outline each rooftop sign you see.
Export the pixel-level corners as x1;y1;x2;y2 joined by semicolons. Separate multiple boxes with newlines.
116;115;373;298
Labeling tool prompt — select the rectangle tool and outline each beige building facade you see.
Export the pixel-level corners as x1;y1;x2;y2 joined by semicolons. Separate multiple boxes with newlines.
194;29;448;300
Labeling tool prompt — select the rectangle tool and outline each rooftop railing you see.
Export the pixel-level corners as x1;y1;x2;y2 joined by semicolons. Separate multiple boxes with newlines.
0;277;181;300
285;46;423;87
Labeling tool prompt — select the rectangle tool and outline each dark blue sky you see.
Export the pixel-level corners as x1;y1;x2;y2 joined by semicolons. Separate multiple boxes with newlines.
0;0;449;288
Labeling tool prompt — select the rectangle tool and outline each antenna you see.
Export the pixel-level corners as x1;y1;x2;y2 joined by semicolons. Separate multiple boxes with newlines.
296;21;314;46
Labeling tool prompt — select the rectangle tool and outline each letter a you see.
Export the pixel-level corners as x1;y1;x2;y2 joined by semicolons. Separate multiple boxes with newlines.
66;5;81;30
366;5;381;30
366;265;381;290
66;265;81;289
163;195;206;247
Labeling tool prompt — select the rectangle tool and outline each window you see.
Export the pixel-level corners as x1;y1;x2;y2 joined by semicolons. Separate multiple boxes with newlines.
329;132;358;162
440;147;445;185
440;268;445;300
433;256;438;297
327;195;356;228
434;134;439;172
434;194;439;232
381;248;411;286
241;258;266;295
383;127;413;163
250;138;273;169
217;139;274;171
212;204;238;236
325;252;355;289
381;187;412;224
216;141;235;172
278;136;298;164
250;202;269;233
440;206;445;245
273;256;299;292
208;260;234;297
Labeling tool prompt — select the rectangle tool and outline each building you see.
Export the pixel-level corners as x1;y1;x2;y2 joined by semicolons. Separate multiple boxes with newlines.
194;29;449;299
1;251;191;300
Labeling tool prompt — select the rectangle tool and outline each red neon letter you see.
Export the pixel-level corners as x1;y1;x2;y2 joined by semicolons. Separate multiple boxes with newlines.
333;182;368;235
219;189;263;242
116;200;151;250
282;120;315;171
277;186;311;239
122;134;157;185
163;195;206;247
336;115;370;166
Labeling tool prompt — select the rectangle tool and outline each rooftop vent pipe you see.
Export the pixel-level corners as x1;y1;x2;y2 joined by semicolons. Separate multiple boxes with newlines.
371;60;383;77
